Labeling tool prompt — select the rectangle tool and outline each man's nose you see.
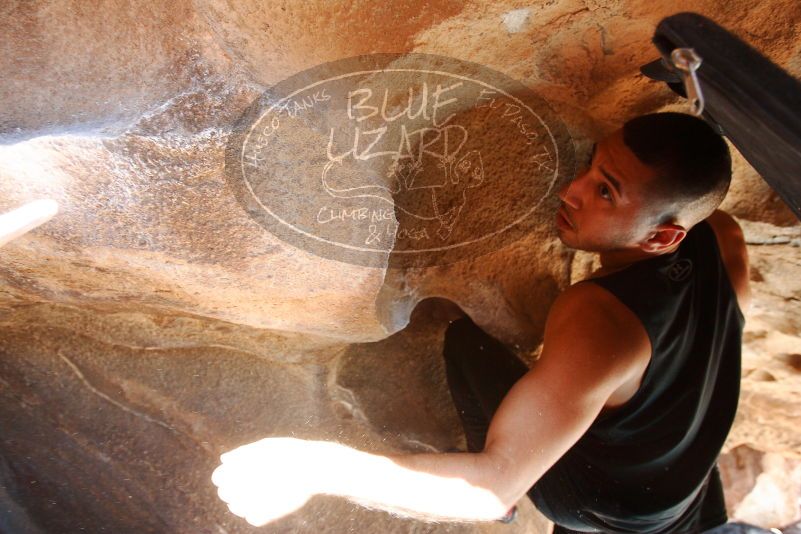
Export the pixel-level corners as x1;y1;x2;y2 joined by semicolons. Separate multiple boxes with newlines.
557;174;582;210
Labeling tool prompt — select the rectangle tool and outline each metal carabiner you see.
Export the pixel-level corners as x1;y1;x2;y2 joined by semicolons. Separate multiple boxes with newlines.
670;48;705;116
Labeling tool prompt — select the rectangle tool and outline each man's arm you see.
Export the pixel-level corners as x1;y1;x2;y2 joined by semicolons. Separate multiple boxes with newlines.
212;283;650;526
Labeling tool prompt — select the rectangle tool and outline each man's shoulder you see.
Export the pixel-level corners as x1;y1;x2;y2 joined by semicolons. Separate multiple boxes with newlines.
703;210;746;262
547;282;651;360
702;210;752;313
705;209;742;237
552;280;633;322
540;281;652;400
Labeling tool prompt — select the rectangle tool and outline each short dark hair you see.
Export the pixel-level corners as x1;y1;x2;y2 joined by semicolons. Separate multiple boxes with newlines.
622;112;732;223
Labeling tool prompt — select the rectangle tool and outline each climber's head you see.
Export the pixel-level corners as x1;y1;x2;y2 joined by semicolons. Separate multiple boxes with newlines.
555;112;732;254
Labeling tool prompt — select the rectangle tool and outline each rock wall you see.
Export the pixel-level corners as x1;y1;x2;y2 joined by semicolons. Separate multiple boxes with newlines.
1;0;800;532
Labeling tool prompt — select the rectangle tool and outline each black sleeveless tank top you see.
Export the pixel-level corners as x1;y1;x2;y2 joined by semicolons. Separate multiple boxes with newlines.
529;219;745;533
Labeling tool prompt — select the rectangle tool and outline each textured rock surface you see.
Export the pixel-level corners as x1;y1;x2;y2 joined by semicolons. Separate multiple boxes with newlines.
723;221;801;458
0;300;551;533
2;0;801;532
720;445;801;528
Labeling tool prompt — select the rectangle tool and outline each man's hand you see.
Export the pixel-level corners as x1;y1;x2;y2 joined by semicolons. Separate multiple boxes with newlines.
212;437;510;525
212;437;325;526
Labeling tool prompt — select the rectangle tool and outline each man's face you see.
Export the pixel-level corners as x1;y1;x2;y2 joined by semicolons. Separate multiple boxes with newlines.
555;129;660;252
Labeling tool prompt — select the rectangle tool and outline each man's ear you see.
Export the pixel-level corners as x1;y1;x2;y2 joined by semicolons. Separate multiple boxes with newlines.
640;223;687;253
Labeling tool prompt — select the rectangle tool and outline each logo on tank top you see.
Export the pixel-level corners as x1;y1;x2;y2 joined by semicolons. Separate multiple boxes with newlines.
666;259;693;282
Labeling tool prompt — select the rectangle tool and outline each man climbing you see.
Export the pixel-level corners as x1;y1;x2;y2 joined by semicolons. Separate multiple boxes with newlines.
212;112;750;533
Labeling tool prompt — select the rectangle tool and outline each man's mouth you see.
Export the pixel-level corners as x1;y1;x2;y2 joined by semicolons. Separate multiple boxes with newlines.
556;206;574;230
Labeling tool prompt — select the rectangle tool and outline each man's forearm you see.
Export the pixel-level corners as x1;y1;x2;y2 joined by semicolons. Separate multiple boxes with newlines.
321;444;511;522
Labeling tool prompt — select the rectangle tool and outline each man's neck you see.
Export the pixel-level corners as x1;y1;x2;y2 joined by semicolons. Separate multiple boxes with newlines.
597;242;682;274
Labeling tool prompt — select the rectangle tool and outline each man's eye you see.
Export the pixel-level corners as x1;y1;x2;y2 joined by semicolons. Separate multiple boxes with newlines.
599;184;612;201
